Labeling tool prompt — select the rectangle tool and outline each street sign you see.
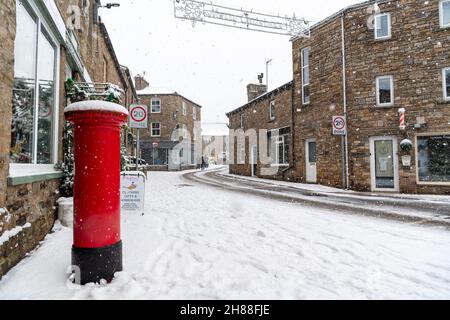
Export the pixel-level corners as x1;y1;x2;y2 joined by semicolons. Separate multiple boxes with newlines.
332;116;347;135
152;142;159;148
120;171;146;212
130;104;148;129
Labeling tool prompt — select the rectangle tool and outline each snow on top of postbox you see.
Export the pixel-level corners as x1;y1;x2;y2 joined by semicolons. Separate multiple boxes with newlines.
65;100;129;115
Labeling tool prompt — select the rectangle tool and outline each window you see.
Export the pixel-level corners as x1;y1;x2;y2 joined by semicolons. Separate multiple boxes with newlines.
417;135;450;184
374;13;391;39
182;101;186;116
301;47;310;105
443;68;450;101
240;114;244;128
151;122;161;137
440;0;450;28
11;0;59;166
376;75;394;106
269;101;275;120
237;143;245;164
151;98;161;113
268;128;290;165
193;107;196;120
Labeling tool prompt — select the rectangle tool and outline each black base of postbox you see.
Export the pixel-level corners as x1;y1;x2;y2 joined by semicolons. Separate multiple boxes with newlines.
71;241;123;285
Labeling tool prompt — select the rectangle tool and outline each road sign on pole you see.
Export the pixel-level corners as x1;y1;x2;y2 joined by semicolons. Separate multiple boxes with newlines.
332;116;347;135
130;104;148;129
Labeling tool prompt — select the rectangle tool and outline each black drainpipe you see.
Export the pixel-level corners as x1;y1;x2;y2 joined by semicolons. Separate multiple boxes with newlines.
282;81;296;180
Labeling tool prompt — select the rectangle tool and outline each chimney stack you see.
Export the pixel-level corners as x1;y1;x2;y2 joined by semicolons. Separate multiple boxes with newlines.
134;74;149;91
247;73;267;102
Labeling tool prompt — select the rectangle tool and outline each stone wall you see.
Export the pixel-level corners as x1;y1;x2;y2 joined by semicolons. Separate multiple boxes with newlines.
0;179;60;277
228;82;293;180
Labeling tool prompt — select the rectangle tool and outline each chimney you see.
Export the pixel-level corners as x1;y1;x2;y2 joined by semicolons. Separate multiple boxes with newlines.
134;74;149;91
247;73;267;102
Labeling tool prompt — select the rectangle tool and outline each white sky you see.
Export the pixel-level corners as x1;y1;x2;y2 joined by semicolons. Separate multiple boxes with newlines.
101;0;362;123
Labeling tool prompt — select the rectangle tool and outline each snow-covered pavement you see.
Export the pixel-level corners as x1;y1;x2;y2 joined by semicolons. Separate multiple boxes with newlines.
0;169;450;299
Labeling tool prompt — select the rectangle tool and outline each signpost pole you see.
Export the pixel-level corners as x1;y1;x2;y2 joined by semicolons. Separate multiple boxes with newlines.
341;135;346;189
136;129;140;171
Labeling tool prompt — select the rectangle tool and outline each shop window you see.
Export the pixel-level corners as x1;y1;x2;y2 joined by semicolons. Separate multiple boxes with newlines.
417;135;450;183
11;0;58;167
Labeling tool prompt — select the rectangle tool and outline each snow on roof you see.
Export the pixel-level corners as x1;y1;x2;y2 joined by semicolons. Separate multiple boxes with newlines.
64;100;129;115
202;123;229;136
136;87;178;95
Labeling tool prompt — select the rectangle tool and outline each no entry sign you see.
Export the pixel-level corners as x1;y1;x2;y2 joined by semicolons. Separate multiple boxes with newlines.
332;116;347;135
130;104;148;129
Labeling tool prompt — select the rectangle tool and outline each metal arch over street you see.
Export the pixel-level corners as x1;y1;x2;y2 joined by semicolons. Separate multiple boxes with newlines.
173;0;310;37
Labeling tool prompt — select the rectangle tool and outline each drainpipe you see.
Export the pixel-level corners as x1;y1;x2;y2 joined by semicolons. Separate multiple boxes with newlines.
341;14;350;189
282;81;296;180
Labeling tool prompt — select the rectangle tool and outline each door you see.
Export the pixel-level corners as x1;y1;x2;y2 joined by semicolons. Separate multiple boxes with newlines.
370;137;399;192
168;149;181;171
305;139;317;183
251;145;257;176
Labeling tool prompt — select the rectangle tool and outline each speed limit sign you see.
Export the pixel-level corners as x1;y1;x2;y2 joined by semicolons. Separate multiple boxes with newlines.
332;116;347;135
130;104;148;129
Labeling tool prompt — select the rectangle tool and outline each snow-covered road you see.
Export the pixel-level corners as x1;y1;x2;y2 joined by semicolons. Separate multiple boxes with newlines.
0;169;450;299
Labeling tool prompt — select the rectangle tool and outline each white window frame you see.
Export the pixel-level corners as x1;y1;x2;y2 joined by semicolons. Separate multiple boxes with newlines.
443;67;450;101
376;75;394;107
374;13;392;40
269;128;289;166
415;132;450;186
240;113;244;129
10;0;61;177
440;0;450;28
151;98;161;113
301;47;310;105
269;100;275;120
182;101;187;116
151;122;161;137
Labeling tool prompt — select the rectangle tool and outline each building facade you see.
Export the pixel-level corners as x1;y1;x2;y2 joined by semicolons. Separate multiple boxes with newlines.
227;0;450;195
227;81;294;179
137;86;202;171
0;0;135;278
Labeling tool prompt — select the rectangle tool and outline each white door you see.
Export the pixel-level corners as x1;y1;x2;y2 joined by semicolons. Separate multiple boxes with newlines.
305;139;317;183
251;145;257;176
370;136;399;192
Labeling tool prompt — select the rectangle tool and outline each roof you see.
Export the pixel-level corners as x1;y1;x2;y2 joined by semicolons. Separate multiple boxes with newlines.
226;81;293;117
120;65;138;100
99;22;128;91
137;88;203;109
290;0;392;42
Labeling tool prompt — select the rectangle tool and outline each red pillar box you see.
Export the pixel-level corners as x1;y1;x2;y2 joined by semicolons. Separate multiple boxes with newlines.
65;101;128;285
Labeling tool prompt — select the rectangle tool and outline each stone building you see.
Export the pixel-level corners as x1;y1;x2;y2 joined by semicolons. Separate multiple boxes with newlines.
202;123;229;165
227;80;293;179
136;84;202;171
0;0;136;278
228;0;450;195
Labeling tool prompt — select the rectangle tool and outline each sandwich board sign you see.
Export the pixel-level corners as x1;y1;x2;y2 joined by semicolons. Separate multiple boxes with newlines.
120;172;146;212
130;104;148;129
332;116;347;135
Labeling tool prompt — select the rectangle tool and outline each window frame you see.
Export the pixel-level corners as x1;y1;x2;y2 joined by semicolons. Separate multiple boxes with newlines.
151;98;161;113
415;132;450;186
240;113;244;129
269;100;276;120
10;0;61;176
182;101;187;116
440;0;450;29
151;122;161;137
301;47;310;105
374;13;392;40
443;67;450;102
193;107;196;120
268;128;290;166
376;75;394;107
